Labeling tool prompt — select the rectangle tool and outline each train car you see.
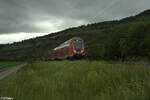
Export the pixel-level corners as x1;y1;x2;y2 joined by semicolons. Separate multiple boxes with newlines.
45;37;85;60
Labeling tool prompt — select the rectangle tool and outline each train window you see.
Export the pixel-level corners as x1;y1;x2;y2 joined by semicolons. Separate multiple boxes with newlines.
73;40;81;43
73;40;83;51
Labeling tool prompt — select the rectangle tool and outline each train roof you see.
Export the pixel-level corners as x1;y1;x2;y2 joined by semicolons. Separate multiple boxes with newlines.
54;37;83;50
71;37;82;40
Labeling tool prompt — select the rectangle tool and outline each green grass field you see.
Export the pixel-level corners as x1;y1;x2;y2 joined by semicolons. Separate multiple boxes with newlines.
0;62;23;72
0;60;150;100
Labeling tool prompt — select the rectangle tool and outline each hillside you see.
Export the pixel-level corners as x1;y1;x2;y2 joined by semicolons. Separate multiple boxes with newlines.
0;10;150;61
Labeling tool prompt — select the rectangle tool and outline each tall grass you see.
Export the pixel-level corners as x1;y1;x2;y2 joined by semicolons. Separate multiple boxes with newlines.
0;62;23;72
0;60;150;100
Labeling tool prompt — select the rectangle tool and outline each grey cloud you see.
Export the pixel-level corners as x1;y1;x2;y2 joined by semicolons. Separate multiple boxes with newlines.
0;0;150;34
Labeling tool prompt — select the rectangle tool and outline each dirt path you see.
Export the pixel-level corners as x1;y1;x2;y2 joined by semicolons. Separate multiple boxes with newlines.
0;63;27;80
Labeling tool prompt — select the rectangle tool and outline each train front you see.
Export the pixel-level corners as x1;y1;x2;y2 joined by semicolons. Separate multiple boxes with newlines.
72;37;85;58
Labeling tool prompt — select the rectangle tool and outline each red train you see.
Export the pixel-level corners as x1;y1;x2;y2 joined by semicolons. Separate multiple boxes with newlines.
45;37;85;60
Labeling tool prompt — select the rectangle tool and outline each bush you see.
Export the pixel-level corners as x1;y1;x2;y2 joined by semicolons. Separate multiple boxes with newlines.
27;58;35;69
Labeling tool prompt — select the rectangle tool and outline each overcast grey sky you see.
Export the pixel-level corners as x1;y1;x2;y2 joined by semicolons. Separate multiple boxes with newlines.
0;0;150;44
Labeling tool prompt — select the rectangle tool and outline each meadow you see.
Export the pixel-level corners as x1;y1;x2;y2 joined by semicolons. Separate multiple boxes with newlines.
0;62;23;72
0;60;150;100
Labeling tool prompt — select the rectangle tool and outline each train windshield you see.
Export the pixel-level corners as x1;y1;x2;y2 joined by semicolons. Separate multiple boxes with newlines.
73;40;83;52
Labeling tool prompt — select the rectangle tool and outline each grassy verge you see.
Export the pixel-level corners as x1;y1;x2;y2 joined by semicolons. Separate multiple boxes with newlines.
0;60;150;100
0;62;23;72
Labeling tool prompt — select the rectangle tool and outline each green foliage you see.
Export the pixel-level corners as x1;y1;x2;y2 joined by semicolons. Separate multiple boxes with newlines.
119;38;128;60
148;52;150;60
87;44;105;60
0;62;23;72
123;23;150;59
100;22;150;61
0;61;150;100
27;58;35;69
